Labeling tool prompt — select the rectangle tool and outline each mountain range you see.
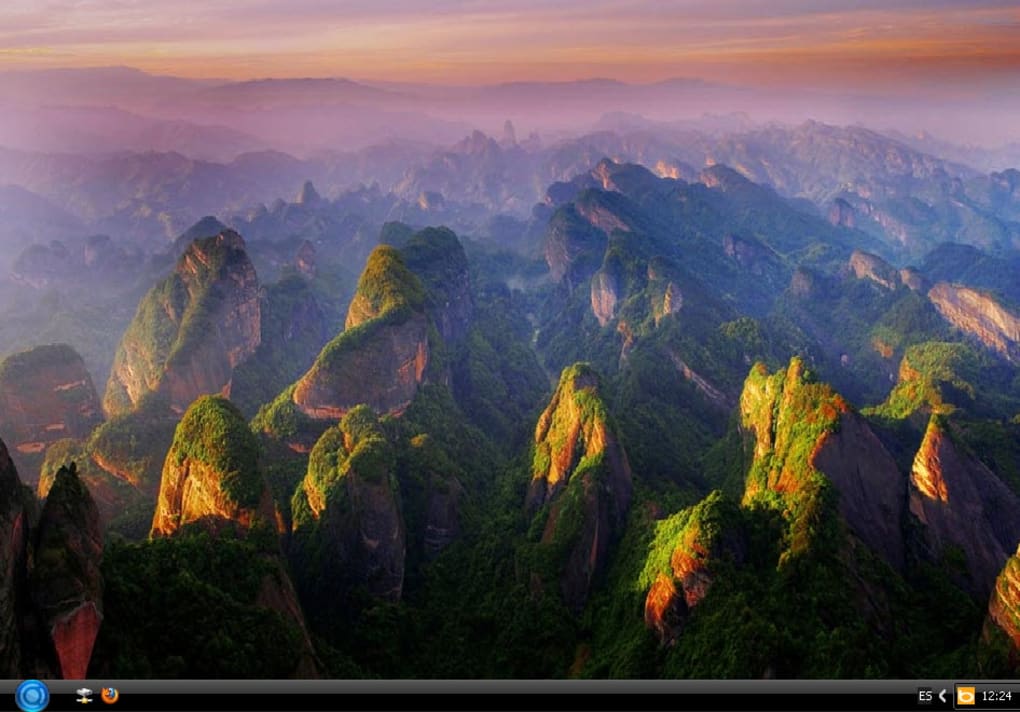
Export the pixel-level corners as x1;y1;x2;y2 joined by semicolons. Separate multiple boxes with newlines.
2;95;1020;679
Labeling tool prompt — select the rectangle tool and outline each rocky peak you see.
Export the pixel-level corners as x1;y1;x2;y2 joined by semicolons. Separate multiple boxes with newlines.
928;283;1020;362
291;406;405;602
527;363;633;612
171;216;229;256
32;463;103;679
643;492;747;646
740;359;906;567
849;250;900;290
150;396;278;538
104;231;261;415
0;344;102;480
296;180;322;206
908;416;1020;597
293;245;429;420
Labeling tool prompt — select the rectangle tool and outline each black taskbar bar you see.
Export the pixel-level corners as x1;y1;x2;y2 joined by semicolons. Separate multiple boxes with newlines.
4;679;1020;712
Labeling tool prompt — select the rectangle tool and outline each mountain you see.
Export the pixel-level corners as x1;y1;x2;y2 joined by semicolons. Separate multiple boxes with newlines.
928;283;1020;363
150;396;279;538
908;416;1020;597
740;358;906;567
0;344;103;479
290;406;406;605
526;363;632;613
104;230;260;416
30;463;104;679
92;395;319;678
256;227;473;449
0;105;265;162
292;244;429;419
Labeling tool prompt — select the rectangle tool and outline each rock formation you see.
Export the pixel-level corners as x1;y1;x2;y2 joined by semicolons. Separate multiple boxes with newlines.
151;395;278;538
0;344;102;479
849;250;900;290
928;283;1020;362
31;463;103;679
292;245;430;419
104;230;260;416
642;492;746;646
740;358;906;568
908;416;1020;596
544;204;608;289
291;406;406;602
148;396;316;675
527;363;633;612
590;267;621;327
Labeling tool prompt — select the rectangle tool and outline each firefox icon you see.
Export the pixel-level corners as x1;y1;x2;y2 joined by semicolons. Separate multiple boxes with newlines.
100;688;119;705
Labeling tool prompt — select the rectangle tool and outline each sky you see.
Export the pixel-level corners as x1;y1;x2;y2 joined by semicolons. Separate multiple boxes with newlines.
1;0;1019;92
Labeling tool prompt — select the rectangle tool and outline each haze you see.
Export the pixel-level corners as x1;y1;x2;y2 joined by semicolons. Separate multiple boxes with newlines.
0;1;1019;148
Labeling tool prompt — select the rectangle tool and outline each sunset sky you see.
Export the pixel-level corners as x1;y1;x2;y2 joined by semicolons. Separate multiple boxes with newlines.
1;0;1019;91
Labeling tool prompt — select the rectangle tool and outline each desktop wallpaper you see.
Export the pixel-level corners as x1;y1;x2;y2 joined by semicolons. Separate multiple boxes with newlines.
1;0;1020;679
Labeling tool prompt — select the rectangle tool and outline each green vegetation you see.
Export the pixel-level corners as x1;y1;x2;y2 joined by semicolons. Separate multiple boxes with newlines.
87;392;178;495
251;384;319;442
93;531;305;677
171;396;262;509
869;342;981;419
352;245;425;317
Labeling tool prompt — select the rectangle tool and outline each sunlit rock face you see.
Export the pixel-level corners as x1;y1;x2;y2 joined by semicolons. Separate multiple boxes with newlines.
740;358;906;569
643;493;746;647
104;230;260;417
908;416;1020;597
292;245;430;420
527;363;633;613
928;283;1020;362
150;396;278;538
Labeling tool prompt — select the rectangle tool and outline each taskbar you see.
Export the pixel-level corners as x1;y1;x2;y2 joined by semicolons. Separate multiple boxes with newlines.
4;679;1019;712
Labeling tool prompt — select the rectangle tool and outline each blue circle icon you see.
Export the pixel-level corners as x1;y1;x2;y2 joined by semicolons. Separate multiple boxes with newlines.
15;679;49;712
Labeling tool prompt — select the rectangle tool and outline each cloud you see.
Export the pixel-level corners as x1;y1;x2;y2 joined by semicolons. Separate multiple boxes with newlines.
0;0;1017;87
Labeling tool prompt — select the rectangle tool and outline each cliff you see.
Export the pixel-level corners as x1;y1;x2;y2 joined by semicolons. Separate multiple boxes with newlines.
104;230;260;416
31;463;103;679
908;416;1020;597
292;245;430;420
848;250;900;290
150;395;278;538
527;363;633;612
928;283;1020;362
544;204;609;290
642;492;746;646
291;406;406;602
0;344;102;479
740;358;906;567
0;437;29;676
